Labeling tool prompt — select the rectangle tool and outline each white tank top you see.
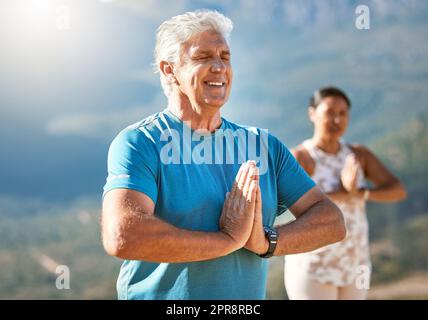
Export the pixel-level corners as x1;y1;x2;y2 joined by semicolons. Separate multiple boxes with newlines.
285;139;371;286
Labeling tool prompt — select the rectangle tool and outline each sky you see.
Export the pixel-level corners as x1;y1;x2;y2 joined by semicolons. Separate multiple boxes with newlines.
0;0;427;202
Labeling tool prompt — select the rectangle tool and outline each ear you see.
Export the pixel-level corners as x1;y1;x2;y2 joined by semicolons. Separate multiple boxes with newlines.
308;106;316;123
160;61;178;85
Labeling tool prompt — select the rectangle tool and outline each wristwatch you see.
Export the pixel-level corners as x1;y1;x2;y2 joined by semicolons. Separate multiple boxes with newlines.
258;226;278;258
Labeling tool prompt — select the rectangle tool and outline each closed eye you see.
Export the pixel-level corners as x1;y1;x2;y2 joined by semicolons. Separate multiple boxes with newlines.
193;55;210;61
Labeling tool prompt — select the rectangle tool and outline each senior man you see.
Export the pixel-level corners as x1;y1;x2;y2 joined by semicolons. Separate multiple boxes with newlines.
101;9;346;300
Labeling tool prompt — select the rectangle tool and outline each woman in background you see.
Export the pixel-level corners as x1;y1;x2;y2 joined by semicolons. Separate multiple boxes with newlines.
284;86;407;300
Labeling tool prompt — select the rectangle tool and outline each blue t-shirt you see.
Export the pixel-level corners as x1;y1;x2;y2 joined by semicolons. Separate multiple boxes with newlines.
103;108;315;300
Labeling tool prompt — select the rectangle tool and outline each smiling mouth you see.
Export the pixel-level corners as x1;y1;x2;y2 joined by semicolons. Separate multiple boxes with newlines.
204;81;226;87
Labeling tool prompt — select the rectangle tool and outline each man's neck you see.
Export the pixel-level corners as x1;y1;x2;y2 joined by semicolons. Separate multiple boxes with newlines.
167;92;222;133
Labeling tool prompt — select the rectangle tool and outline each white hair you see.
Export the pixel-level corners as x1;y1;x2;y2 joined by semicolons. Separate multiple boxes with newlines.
154;9;233;97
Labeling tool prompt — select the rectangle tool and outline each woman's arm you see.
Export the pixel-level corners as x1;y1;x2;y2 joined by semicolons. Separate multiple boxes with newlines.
351;144;407;203
292;143;407;203
326;185;362;202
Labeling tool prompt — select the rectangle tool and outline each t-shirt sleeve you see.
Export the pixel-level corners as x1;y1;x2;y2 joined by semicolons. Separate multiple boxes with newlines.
273;135;316;215
103;127;159;204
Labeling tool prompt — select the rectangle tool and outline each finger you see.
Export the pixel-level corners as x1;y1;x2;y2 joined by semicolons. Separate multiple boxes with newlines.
248;181;261;225
351;156;361;168
232;162;251;211
255;182;262;215
230;162;248;200
235;162;246;183
254;185;263;227
238;161;252;193
225;191;230;202
231;162;246;191
249;165;260;197
238;161;254;190
221;192;230;214
349;158;359;169
350;163;359;177
247;168;259;204
237;162;256;213
243;162;258;200
238;164;254;211
241;166;258;220
345;155;356;167
245;179;257;217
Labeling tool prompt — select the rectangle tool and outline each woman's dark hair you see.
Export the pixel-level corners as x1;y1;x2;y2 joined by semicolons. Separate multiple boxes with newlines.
309;86;351;109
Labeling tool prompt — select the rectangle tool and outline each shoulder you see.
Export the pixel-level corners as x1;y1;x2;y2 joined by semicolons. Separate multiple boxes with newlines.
222;119;275;149
114;111;167;142
112;126;152;150
107;123;160;173
347;143;374;164
109;113;164;154
223;119;267;137
348;143;386;173
223;121;291;159
348;143;370;155
291;144;311;162
291;144;315;176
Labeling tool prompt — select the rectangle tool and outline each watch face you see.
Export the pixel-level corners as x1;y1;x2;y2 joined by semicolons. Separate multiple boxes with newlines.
259;226;278;258
264;226;277;238
263;225;272;233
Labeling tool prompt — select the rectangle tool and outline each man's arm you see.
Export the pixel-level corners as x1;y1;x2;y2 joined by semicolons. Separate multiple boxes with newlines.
102;161;258;263
273;186;346;256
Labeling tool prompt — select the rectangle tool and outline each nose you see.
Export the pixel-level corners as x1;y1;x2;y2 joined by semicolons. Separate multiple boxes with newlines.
210;58;226;73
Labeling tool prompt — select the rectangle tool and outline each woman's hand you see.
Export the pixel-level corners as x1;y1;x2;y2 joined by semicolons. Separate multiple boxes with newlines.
340;154;362;195
219;161;258;249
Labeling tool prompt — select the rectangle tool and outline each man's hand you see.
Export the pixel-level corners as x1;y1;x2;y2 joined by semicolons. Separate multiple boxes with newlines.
219;161;258;250
340;154;362;195
244;168;269;255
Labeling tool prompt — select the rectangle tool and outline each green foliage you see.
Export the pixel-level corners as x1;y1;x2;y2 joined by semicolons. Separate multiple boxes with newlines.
371;214;428;284
0;205;121;299
366;112;428;240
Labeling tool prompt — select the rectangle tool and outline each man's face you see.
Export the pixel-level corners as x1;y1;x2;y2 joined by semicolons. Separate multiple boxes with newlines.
174;30;233;110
